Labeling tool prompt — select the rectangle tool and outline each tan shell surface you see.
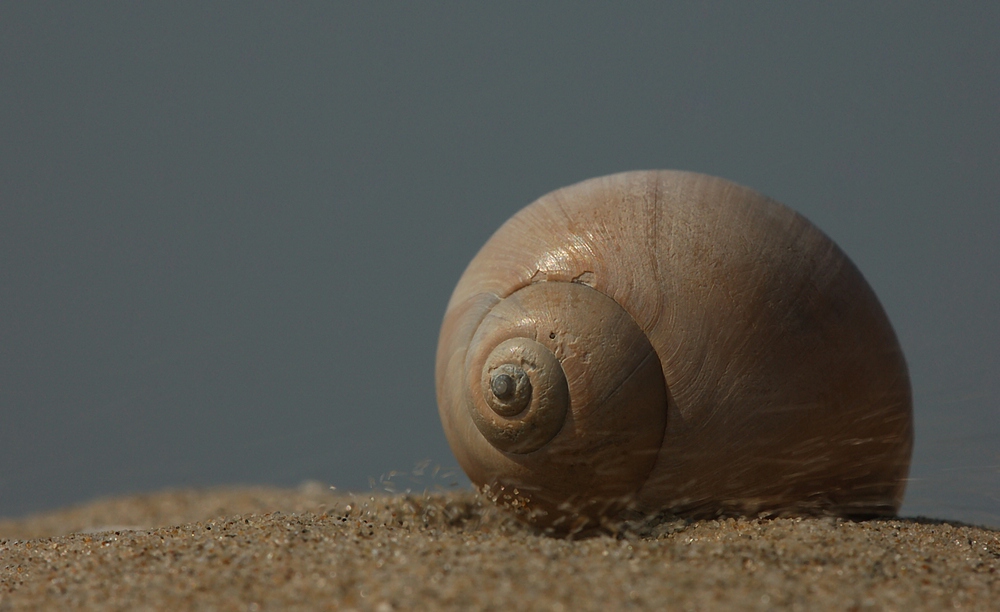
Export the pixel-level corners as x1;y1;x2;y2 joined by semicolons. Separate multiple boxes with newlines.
436;170;912;524
448;281;669;524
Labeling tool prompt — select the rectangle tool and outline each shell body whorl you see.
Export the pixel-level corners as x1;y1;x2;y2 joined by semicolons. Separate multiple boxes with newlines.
436;170;913;531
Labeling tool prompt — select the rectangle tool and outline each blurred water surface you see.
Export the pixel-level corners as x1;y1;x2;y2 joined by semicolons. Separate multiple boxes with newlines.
0;3;996;526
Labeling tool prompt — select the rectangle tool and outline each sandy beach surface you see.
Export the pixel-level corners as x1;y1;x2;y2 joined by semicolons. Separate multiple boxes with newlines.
1;484;997;611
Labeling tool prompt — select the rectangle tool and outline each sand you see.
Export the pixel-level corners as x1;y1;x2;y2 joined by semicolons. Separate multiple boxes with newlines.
1;484;997;611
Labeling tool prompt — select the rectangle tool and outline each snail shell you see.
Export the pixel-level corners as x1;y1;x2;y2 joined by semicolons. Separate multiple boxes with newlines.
436;170;912;531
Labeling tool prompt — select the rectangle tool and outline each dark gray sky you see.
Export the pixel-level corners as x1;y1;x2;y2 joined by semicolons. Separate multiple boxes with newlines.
1;3;997;525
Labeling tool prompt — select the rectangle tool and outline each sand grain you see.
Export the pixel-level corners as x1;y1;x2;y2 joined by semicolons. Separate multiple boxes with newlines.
1;487;997;610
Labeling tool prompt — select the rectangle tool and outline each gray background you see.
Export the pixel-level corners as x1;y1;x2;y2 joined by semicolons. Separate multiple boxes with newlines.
1;3;997;526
